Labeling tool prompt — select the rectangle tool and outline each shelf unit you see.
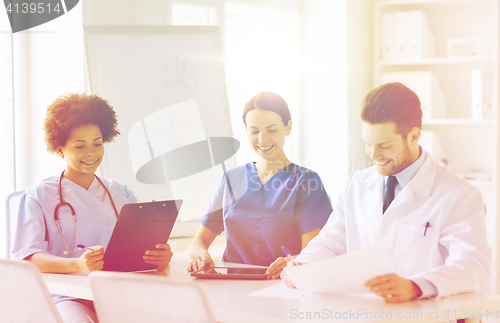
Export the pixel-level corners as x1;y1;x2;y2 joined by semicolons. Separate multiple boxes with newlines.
423;118;494;125
466;180;494;188
379;56;495;66
374;0;499;292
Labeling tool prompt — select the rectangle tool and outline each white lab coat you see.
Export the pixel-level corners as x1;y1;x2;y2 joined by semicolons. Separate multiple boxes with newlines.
296;154;490;298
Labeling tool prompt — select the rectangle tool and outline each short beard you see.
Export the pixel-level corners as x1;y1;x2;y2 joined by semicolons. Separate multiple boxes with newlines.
388;141;417;176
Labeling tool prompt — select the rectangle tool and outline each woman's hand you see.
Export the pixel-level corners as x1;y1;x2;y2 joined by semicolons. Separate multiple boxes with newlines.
76;245;105;274
143;243;173;271
187;226;218;272
187;254;215;272
266;257;288;279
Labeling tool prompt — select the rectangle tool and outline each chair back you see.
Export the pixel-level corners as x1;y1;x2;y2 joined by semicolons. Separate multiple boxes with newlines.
5;191;24;259
0;258;63;323
90;271;215;323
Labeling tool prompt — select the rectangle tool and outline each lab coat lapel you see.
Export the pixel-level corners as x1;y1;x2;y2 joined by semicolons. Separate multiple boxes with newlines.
385;185;416;215
383;154;436;218
364;169;384;217
404;153;436;197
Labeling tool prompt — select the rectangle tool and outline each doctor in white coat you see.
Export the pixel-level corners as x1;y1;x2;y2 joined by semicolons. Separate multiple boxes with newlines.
285;82;490;303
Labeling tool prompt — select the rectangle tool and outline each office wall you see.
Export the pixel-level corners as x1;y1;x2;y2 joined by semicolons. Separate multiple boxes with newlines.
347;0;375;172
13;6;84;190
83;0;351;201
299;0;349;200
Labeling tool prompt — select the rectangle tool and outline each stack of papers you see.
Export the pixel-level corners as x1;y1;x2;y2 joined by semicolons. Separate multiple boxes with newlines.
284;246;387;295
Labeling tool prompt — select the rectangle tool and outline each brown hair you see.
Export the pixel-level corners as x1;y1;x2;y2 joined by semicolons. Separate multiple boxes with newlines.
44;93;120;154
242;91;291;126
361;82;422;136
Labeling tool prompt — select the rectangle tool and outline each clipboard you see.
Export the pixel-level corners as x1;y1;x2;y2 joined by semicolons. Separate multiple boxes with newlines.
102;199;182;272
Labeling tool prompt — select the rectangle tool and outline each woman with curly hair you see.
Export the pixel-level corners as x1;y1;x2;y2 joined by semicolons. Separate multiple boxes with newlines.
10;93;172;323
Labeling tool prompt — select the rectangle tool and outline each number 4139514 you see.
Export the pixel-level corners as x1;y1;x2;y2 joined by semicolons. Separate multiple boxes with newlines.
444;309;498;320
5;2;62;14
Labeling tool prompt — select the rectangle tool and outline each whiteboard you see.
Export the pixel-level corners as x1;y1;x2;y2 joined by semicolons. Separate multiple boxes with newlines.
84;26;236;237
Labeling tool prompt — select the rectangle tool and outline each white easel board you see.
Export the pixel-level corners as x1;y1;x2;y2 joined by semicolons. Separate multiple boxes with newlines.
84;26;236;237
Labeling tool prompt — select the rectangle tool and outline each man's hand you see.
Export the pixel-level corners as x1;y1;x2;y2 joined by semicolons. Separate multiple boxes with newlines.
365;273;422;303
281;259;304;288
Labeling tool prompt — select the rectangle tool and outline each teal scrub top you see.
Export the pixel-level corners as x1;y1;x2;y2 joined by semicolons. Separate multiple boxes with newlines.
198;162;333;266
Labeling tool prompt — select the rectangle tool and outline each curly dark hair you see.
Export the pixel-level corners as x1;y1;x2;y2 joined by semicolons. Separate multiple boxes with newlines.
43;93;120;154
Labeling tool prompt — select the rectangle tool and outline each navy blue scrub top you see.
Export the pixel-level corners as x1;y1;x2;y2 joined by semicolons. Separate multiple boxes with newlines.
198;162;333;266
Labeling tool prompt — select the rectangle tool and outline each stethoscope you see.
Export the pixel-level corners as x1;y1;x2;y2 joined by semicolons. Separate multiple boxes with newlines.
55;170;119;254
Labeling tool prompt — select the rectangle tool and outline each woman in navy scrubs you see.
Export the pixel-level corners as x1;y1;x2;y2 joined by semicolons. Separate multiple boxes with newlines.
187;91;332;279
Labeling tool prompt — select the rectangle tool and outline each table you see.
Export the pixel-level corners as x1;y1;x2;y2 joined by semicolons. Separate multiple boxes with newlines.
43;257;500;323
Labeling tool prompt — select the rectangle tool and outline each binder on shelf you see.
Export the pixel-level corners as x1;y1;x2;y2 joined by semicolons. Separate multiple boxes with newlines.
383;10;435;61
406;11;435;60
394;11;409;60
483;68;494;119
471;68;494;120
380;71;446;120
381;12;395;60
471;69;483;120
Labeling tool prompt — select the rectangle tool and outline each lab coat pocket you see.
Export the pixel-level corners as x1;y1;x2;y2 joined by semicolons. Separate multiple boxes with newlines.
394;223;437;276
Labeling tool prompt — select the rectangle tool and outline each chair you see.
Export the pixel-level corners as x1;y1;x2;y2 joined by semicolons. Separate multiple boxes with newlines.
90;271;215;323
5;190;24;259
0;258;63;323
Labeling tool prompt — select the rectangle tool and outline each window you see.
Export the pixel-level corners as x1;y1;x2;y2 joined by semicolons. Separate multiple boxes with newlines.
171;0;348;198
172;1;217;25
172;0;300;165
224;1;299;164
13;3;83;191
0;3;84;257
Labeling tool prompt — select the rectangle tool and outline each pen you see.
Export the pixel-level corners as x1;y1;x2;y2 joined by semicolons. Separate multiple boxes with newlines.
281;246;299;266
424;222;430;236
75;244;93;251
63;244;93;255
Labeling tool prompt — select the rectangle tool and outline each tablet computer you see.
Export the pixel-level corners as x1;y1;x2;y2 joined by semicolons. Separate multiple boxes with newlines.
190;267;268;280
102;199;182;272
